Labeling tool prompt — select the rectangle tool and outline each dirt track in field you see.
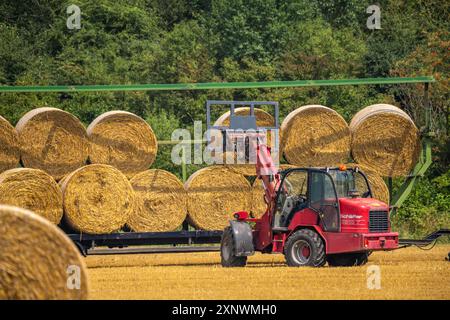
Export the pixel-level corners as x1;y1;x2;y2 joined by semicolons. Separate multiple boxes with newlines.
86;245;450;300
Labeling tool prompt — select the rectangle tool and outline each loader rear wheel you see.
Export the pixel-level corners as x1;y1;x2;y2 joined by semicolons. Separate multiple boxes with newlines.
284;229;326;267
221;227;247;267
327;252;369;267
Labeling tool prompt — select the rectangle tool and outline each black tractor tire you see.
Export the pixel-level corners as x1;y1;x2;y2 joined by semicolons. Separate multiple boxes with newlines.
327;252;369;267
284;229;326;267
221;227;247;267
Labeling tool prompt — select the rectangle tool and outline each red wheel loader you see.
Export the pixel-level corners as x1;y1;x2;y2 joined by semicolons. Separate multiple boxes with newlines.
206;100;445;268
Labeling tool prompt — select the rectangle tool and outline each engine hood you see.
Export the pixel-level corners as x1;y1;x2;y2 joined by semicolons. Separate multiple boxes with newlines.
339;197;389;213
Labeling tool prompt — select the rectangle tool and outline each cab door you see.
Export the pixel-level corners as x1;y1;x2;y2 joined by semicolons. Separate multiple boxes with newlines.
309;170;340;232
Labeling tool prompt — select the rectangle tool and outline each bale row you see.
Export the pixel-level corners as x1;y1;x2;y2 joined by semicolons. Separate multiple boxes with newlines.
281;103;420;177
0;164;188;234
0;162;388;233
1;108;158;180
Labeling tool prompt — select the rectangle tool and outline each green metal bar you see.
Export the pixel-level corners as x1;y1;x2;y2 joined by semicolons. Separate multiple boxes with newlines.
390;81;434;214
181;148;187;183
0;77;435;93
390;141;432;214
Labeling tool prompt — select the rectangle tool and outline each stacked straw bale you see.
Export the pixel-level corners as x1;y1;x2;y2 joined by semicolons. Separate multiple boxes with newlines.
16;107;89;180
0;205;88;299
185;166;251;230
0;115;20;173
350;104;421;177
128;169;187;232
0;168;63;224
60;164;134;234
281;105;351;167
87;111;158;178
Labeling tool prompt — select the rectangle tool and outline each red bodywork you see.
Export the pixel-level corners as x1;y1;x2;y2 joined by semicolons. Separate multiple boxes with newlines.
246;197;398;254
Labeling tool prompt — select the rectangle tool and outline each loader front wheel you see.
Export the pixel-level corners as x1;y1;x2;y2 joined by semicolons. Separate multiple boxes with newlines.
284;229;326;267
221;227;247;267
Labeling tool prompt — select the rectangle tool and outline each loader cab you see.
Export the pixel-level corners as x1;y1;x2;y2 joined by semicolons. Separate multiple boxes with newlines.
274;167;373;232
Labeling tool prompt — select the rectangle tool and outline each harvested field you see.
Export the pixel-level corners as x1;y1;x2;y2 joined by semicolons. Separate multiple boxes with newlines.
86;245;450;300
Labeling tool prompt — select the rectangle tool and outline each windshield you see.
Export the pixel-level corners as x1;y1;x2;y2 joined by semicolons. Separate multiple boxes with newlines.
328;170;371;198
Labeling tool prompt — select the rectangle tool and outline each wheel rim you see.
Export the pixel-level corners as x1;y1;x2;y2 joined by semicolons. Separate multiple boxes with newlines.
291;240;312;265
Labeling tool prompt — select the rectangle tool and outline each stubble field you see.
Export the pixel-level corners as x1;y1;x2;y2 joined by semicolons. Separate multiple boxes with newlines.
86;245;450;300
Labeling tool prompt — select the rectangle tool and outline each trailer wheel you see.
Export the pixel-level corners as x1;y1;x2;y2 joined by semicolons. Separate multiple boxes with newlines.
221;227;247;267
327;252;369;267
284;229;326;267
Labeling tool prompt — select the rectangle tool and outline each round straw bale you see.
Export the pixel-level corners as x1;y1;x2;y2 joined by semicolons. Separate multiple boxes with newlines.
60;164;134;234
209;107;279;175
185;166;251;230
16;107;89;180
251;168;307;218
0;205;88;299
350;104;420;177
128;169;187;232
345;163;390;205
87;111;158;178
0;115;20;173
281;105;351;167
0;168;63;224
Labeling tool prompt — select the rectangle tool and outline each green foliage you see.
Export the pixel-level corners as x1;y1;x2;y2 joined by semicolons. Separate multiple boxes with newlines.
392;170;450;238
207;0;288;62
